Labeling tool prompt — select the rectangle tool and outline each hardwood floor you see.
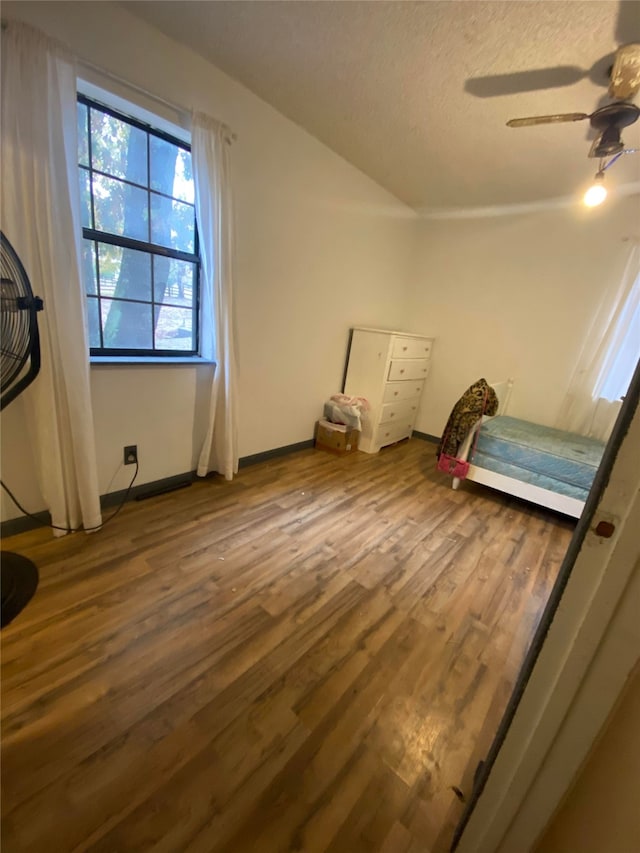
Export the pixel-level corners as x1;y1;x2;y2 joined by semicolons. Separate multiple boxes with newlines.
0;439;575;852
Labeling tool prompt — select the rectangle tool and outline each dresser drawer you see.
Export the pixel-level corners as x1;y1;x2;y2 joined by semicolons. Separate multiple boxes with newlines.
383;380;425;403
387;358;430;382
391;336;433;360
374;419;413;447
379;398;420;425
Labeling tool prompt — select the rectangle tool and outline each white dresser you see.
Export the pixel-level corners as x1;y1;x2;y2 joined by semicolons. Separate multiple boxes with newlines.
342;327;433;454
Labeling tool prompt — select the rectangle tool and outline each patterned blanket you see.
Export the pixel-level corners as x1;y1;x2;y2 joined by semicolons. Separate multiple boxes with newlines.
438;378;499;458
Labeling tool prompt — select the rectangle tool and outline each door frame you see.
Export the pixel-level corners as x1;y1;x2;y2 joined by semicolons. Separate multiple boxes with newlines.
452;360;640;853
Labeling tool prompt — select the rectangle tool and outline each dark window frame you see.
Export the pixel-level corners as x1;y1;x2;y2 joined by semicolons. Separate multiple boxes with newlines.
78;94;201;359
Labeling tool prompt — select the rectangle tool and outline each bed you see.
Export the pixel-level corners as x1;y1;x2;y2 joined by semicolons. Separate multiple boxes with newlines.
450;380;606;518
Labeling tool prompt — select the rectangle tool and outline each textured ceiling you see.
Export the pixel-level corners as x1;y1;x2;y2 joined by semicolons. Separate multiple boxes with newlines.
122;0;640;212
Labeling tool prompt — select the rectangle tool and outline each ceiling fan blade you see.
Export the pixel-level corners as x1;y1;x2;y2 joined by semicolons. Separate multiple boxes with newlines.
506;113;590;128
609;43;640;99
465;66;585;98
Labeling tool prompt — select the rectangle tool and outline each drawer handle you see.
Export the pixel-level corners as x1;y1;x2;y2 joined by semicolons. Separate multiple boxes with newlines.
385;432;390;437
402;346;408;351
390;412;395;417
422;368;427;373
400;369;405;374
394;391;398;396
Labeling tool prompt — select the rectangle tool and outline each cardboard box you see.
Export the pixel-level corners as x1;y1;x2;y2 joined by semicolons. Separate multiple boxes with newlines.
315;419;360;455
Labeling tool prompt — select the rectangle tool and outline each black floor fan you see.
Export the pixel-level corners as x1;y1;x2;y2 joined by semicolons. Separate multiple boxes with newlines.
1;231;44;628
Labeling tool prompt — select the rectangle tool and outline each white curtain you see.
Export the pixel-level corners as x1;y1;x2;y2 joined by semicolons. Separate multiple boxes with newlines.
192;112;239;479
1;22;102;534
556;242;640;441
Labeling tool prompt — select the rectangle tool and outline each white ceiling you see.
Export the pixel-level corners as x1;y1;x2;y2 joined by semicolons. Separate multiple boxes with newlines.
122;0;640;212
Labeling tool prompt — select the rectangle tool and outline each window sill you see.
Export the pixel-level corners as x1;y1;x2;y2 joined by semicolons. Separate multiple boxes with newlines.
90;356;215;366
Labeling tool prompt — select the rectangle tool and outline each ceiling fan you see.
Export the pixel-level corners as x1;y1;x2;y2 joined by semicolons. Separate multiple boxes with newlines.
505;43;640;159
466;0;640;100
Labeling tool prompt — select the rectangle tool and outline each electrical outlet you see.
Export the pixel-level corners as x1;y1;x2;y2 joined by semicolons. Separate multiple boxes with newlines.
124;445;138;465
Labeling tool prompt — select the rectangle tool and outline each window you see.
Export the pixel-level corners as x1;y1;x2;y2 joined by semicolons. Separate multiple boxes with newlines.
77;96;200;357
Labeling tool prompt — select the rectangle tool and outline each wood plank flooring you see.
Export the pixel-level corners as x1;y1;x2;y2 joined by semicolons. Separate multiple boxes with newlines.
1;439;575;852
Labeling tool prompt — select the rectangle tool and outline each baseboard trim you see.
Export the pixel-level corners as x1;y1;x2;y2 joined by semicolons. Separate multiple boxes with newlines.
1;509;52;538
238;439;315;468
1;471;197;538
413;430;440;444
1;440;317;537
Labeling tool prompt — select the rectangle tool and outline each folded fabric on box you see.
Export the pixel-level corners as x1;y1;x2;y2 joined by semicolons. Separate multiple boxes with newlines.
323;394;369;430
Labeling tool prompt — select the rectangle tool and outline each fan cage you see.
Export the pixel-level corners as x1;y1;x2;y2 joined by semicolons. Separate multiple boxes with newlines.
0;233;42;411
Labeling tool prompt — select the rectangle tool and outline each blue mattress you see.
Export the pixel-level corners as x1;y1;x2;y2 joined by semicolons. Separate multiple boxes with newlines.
470;416;605;502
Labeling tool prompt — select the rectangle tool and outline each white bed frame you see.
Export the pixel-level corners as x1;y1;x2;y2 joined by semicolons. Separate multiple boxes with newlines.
450;379;586;518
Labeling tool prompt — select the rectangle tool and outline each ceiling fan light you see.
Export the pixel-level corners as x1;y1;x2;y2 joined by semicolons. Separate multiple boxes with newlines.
584;173;607;207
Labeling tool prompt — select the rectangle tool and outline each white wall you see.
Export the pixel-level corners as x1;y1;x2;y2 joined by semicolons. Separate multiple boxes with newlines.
409;195;639;436
0;1;418;521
